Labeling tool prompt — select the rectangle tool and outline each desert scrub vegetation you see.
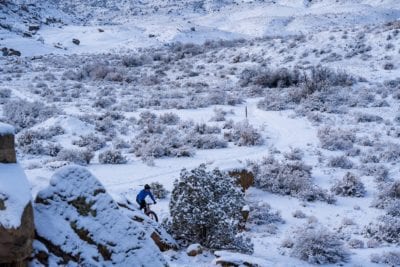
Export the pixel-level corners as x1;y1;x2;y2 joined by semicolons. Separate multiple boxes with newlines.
167;164;253;253
98;149;127;164
317;127;356;151
331;172;366;197
248;157;334;203
285;222;350;264
3;99;60;131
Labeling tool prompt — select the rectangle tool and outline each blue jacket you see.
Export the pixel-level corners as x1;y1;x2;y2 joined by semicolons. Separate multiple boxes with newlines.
136;189;156;203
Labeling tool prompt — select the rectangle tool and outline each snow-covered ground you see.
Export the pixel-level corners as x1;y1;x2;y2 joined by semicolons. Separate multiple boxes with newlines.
1;0;400;266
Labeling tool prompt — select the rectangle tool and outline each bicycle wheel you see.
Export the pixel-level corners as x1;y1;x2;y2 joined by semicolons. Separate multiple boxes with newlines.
147;211;158;222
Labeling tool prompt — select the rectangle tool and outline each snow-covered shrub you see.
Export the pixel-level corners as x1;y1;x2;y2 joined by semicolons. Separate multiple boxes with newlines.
248;202;284;226
376;142;400;162
289;222;350;264
57;149;94;165
158;112;180;125
239;67;301;88
249;157;332;202
386;200;400;217
328;155;354;169
80;63;124;81
284;148;304;161
121;54;150;67
192;123;221;135
226;120;263;146
98;149;127;164
168;164;253;253
347;239;364;249
370;251;400;266
331;172;365;197
372;180;400;208
257;89;296;111
317;127;355;151
0;88;11;103
293;210;307;219
365;214;400;243
355;113;383;123
297;86;351;114
132;128;194;159
301;66;355;95
112;138;130;149
149;182;169;199
210;108;227;122
3;99;59;131
93;96;116;109
72;133;106;151
186;134;228;149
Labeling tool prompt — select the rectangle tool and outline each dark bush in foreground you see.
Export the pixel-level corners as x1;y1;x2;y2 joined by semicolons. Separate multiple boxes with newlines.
168;164;253;253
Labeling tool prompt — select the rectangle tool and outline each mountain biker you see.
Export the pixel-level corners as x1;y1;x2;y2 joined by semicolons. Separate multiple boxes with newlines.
136;184;156;211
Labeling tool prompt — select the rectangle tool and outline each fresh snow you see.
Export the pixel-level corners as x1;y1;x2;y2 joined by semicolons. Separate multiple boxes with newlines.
0;122;15;135
1;0;400;266
0;163;31;228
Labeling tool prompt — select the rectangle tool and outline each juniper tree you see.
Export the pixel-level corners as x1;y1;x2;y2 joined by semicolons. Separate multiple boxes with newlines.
169;164;253;253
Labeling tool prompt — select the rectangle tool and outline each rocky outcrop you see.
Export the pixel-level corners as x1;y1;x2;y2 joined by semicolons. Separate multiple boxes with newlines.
229;169;254;191
32;166;169;266
0;204;34;265
117;198;178;252
0;123;34;266
0;134;16;163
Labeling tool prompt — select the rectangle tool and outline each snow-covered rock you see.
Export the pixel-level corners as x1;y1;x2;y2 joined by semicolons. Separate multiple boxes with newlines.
32;165;168;266
0;126;34;265
186;243;203;257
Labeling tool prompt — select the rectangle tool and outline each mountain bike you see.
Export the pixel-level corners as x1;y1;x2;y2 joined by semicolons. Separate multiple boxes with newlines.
144;203;158;222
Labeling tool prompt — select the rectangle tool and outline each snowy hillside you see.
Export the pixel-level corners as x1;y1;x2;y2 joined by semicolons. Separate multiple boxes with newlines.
1;0;400;266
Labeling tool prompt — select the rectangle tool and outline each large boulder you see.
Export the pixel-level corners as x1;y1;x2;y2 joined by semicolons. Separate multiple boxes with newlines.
0;129;34;266
33;166;169;266
116;197;178;252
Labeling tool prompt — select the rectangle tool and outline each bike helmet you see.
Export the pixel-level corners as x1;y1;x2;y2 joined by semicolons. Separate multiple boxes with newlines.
144;184;151;190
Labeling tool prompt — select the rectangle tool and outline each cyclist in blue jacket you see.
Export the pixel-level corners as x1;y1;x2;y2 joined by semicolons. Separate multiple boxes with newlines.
136;184;156;210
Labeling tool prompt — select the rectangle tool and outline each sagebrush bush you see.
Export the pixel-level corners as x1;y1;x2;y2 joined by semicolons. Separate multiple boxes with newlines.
72;134;106;151
168;164;253;253
328;155;354;169
149;182;169;199
226;120;263;146
289;222;350;264
98;149;127;164
347;239;364;249
248;202;284;226
301;66;355;95
318;127;355;151
370;251;400;266
57;149;94;165
372;180;400;208
248;157;333;202
365;214;400;243
331;172;366;197
284;148;304;161
3;99;59;131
